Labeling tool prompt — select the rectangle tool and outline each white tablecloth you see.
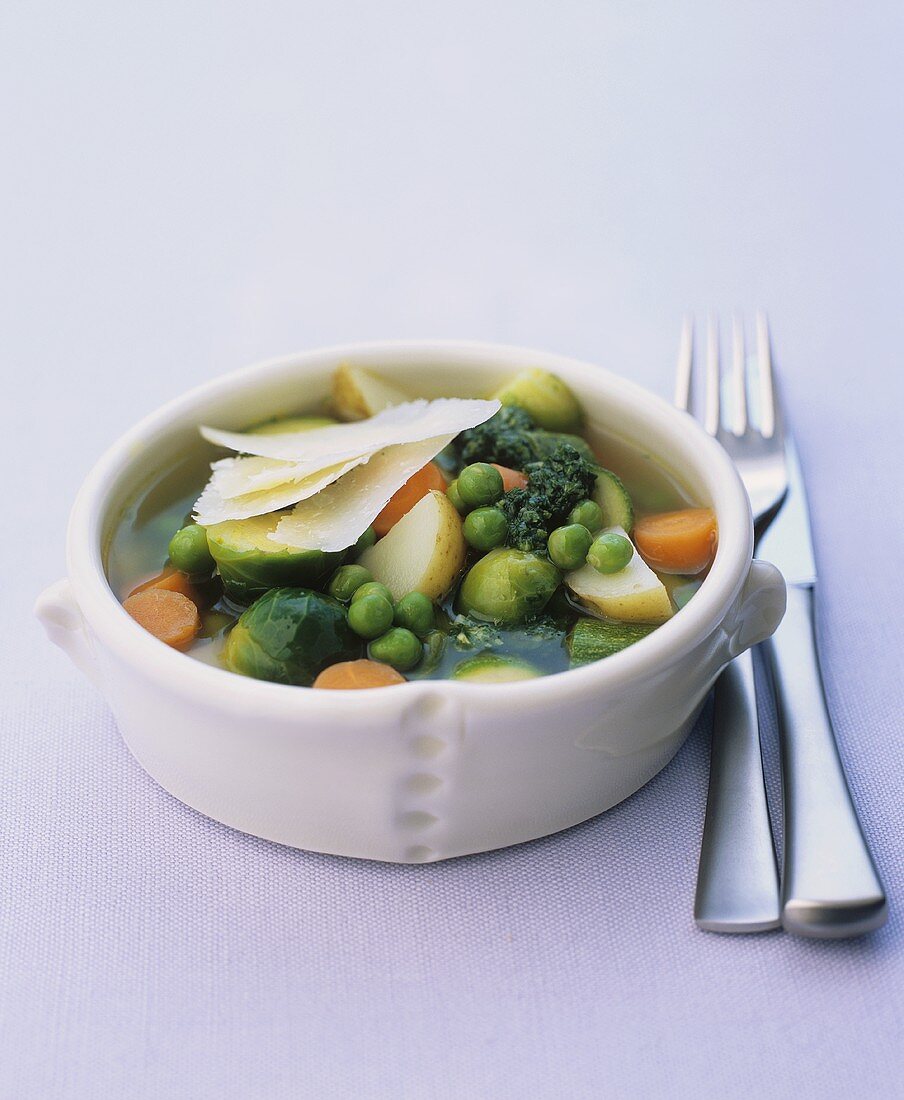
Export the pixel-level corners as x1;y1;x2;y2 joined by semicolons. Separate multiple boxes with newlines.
3;3;902;1096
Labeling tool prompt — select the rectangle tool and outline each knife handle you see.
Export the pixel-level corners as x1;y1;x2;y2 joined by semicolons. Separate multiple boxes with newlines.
765;585;887;938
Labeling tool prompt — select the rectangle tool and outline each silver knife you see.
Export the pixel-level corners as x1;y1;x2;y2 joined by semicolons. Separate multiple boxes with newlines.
759;436;887;937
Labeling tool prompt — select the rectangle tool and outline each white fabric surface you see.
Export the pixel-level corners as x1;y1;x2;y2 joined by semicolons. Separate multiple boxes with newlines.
2;3;903;1097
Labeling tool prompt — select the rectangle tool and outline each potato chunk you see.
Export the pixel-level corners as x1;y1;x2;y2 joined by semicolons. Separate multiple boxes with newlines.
332;364;411;421
566;526;673;624
359;490;466;601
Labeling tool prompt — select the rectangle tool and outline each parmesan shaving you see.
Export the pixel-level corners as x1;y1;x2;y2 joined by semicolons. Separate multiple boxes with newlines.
193;396;498;527
194;456;365;527
211;453;370;500
273;434;456;552
200;398;498;467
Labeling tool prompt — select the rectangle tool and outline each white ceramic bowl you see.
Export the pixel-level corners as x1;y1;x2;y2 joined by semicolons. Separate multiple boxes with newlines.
36;341;786;862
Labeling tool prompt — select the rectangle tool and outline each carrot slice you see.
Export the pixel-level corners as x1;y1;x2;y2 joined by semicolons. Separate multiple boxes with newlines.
633;508;718;575
313;659;407;689
491;463;529;492
373;462;447;536
123;589;201;649
129;568;199;604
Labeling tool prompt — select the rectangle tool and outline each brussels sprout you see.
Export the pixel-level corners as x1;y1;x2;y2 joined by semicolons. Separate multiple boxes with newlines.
223;588;362;686
206;513;344;603
457;548;560;625
494;369;583;432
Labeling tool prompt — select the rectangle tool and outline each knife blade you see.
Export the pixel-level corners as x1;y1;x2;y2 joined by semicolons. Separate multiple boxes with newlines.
756;434;816;585
759;435;886;937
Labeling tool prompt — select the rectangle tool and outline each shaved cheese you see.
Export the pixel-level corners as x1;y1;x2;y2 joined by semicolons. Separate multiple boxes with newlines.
200;398;498;467
273;434;456;552
194;456;364;527
194;397;498;527
211;453;370;500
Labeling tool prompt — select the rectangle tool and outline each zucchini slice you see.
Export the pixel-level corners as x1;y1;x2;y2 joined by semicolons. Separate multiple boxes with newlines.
450;653;541;683
567;618;657;667
593;467;634;532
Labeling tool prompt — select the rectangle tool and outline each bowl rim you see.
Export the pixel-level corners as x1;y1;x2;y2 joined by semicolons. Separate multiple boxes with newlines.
65;338;752;715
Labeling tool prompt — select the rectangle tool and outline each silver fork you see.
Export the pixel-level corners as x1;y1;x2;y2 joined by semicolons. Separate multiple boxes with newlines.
675;313;788;932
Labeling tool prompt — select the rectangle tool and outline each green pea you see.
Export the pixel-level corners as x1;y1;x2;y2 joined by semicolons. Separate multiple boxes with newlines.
567;499;604;533
587;531;634;574
393;592;435;637
458;462;504;508
351;581;394;605
463;507;508;552
547;524;593;571
446;479;469;514
328;564;373;603
168;524;215;575
368;627;423;671
354;526;377;553
348;593;395;639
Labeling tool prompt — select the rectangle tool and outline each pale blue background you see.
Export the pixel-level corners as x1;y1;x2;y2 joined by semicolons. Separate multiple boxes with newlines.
2;3;903;1097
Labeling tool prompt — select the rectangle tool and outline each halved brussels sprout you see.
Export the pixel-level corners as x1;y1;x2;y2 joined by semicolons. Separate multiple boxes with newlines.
206;512;345;603
457;548;560;625
223;588;362;686
494;368;583;432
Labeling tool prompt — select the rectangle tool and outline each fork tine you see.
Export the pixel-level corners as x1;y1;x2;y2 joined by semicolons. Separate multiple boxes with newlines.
674;315;693;411
730;314;747;436
756;310;776;438
704;315;720;436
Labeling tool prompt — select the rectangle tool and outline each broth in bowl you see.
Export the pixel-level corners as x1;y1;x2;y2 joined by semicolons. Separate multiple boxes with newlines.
107;365;716;687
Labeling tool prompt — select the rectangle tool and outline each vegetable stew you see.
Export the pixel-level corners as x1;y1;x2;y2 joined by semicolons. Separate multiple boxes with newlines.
107;365;716;686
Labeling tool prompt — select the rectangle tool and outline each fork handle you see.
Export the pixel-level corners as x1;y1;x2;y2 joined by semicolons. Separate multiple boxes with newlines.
694;649;781;933
766;584;887;938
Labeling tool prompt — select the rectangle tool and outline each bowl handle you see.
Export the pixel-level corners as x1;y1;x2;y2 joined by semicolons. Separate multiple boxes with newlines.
35;578;103;689
724;559;787;659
